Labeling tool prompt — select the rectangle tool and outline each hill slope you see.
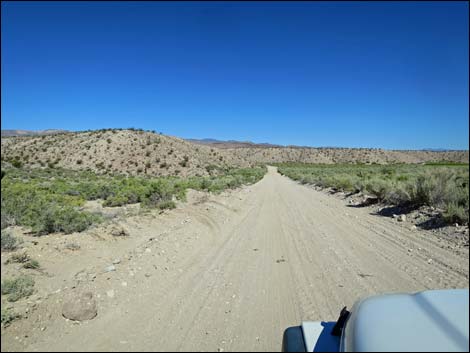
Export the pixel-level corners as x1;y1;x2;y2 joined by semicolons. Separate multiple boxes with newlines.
1;129;250;177
1;129;468;176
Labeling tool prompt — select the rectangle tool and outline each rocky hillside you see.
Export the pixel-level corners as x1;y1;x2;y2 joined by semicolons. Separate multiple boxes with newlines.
1;129;468;176
1;129;250;177
226;146;469;165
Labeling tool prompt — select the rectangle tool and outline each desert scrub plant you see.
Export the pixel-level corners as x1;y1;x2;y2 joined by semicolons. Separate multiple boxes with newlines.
1;166;266;229
23;259;40;270
1;275;35;302
1;231;21;251
1;308;21;327
64;242;81;251
6;252;29;264
443;202;468;225
277;163;469;224
35;205;100;235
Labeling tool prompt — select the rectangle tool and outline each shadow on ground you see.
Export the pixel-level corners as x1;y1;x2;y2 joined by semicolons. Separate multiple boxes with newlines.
346;197;379;208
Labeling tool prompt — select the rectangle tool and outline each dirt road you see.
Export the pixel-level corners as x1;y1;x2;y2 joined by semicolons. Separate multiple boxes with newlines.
4;167;468;352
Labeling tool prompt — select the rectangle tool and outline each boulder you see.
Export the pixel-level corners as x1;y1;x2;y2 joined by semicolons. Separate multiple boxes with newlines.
62;292;97;321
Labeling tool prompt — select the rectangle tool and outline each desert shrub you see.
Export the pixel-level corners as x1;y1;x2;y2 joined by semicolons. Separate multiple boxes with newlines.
443;203;468;225
64;242;81;251
277;163;469;223
365;179;391;201
6;252;29;264
1;166;266;230
384;186;411;205
23;259;40;269
1;231;21;251
157;200;176;210
1;275;35;302
1;179;99;235
103;193;129;207
11;159;22;168
36;206;99;234
1;308;20;326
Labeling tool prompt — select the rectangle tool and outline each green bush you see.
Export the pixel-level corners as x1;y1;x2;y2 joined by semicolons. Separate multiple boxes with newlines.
1;308;20;326
1;275;35;302
1;231;21;251
443;203;468;225
1;166;266;234
23;259;40;269
11;159;23;168
35;206;100;234
365;179;391;201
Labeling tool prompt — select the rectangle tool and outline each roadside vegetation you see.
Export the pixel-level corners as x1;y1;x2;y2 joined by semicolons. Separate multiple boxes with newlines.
1;165;266;235
1;275;35;302
1;230;22;252
277;163;469;225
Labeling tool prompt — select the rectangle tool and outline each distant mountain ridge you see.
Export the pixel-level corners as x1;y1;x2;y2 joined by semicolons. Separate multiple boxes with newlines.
186;138;283;149
1;129;68;137
1;130;466;153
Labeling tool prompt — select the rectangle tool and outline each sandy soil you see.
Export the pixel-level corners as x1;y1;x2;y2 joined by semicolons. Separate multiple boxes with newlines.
1;167;468;352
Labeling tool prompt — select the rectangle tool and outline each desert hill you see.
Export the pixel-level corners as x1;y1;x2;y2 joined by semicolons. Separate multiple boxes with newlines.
1;129;468;177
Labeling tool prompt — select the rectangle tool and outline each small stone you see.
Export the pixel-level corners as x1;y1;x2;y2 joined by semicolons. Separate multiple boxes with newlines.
428;259;433;264
145;248;152;253
111;227;129;237
398;214;406;222
145;273;151;278
411;225;417;230
106;290;115;298
112;259;121;265
104;265;116;273
121;282;128;287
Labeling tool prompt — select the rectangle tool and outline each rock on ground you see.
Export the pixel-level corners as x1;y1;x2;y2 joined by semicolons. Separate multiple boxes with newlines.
62;291;98;321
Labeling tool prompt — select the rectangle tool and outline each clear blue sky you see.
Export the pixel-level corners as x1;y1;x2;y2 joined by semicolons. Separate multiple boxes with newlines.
1;1;469;149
